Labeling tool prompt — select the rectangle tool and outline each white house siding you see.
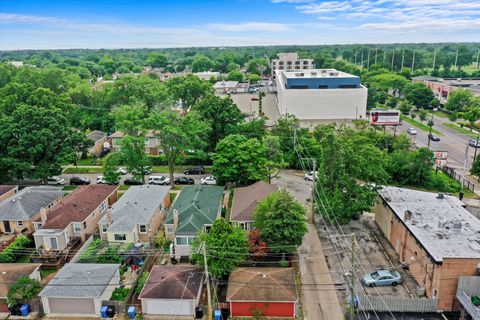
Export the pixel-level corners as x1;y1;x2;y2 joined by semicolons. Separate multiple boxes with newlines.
142;298;196;315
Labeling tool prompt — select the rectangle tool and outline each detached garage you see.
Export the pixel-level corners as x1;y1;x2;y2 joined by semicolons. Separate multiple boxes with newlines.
39;263;120;316
139;265;203;316
227;267;298;318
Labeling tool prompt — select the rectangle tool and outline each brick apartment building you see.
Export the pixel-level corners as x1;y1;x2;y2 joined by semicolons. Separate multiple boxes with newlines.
374;186;480;311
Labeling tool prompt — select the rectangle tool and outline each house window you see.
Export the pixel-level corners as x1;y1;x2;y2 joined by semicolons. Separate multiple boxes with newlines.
176;237;195;246
100;202;107;212
83;221;87;230
92;211;96;218
17;221;24;228
114;234;126;241
73;223;81;233
101;224;108;233
166;225;173;234
34;222;43;231
139;225;147;234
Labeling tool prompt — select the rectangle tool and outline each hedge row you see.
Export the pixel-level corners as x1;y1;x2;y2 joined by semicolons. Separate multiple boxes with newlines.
0;236;31;263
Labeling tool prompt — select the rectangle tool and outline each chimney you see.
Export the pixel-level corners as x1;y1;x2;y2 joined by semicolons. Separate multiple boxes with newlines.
40;207;48;224
173;209;179;230
404;210;412;221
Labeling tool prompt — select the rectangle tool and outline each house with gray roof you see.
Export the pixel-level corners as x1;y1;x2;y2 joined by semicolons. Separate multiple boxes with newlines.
39;263;120;315
0;186;64;235
99;185;171;243
165;185;224;258
86;130;109;156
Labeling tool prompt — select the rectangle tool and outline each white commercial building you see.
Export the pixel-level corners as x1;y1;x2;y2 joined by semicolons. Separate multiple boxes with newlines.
270;53;314;79
276;69;367;126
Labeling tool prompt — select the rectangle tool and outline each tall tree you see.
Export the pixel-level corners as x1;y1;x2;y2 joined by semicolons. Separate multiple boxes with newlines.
165;74;213;109
212;134;267;186
191;218;248;279
445;89;475;113
404;82;435;109
146;52;169;68
192;94;244;149
253;189;307;254
119;136;151;184
147;110;209;183
262;135;286;184
103;153;122;184
458;102;480;132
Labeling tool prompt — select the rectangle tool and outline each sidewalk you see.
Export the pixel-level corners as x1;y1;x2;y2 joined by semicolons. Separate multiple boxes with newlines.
298;221;344;320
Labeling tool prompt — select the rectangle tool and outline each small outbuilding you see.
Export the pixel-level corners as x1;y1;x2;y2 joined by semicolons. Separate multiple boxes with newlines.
227;267;298;318
139;265;204;316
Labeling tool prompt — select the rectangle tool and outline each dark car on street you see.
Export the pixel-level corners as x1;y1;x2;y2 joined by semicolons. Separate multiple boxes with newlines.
174;176;195;185
469;138;480;148
428;133;440;141
183;166;205;175
69;176;91;185
124;178;143;185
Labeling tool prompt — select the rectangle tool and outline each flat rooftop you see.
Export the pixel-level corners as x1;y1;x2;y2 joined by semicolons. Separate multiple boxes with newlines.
379;186;480;263
281;69;357;79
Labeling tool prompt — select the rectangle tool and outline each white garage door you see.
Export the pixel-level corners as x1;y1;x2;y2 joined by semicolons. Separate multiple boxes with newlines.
49;297;96;314
143;299;193;315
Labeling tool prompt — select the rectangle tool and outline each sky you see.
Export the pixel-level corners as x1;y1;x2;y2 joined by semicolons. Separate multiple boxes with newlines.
0;0;479;50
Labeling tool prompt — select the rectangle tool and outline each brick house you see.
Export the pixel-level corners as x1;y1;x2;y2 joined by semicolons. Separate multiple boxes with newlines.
99;185;170;243
86;130;109;156
110;131;161;155
33;185;118;251
374;186;480;311
0;185;18;202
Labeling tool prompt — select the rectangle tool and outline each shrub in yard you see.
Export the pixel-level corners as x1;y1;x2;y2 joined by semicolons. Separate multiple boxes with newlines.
7;277;41;306
135;272;149;295
110;287;130;301
0;236;31;263
79;239;103;263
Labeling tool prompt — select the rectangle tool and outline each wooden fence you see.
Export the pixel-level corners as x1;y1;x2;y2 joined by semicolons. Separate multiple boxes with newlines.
357;295;437;313
441;166;475;192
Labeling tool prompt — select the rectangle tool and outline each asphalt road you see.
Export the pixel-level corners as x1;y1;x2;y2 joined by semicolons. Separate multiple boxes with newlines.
397;114;479;171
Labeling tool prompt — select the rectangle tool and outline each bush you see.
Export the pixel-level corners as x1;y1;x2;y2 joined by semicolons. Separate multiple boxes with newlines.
79;239;103;263
0;236;32;263
110;287;130;301
7;277;41;306
135;272;149;295
279;260;289;268
424;172;461;193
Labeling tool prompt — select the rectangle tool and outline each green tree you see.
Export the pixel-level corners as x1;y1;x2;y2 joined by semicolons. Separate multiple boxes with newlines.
404;82;435;109
191;54;214;72
253;190;307;253
249;73;260;84
228;70;244;82
471;156;480;177
119;136;151;183
192;94;244;149
112;102;148;136
191;218;248;279
148;110;209;183
458;102;480;132
445;89;475;113
418;109;428;123
146;52;168;68
386;148;434;186
7;277;41;307
103;153;121;184
262;135;286;184
212;134;267;186
246;58;269;75
165;74;213;109
398;100;413;115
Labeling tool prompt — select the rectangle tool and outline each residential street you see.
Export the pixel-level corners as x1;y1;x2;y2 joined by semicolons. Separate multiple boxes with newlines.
273;171;344;320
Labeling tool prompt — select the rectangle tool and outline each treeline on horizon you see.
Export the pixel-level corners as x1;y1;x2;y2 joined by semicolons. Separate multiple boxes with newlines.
1;42;479;80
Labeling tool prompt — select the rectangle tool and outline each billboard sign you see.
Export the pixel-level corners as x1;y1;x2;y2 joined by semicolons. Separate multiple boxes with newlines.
434;151;448;167
369;109;400;126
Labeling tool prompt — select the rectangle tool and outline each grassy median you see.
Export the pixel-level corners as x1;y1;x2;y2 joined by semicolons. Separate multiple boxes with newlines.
401;115;443;136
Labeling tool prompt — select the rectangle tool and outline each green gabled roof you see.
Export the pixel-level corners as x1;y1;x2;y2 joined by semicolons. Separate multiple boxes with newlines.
166;185;224;235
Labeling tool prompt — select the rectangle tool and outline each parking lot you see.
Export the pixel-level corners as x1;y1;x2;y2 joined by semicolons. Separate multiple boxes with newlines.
318;214;419;302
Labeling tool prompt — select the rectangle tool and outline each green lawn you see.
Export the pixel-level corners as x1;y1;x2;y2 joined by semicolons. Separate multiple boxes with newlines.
169;192;178;203
40;268;57;278
63;167;103;174
76;158;103;166
62;185;78;191
427;110;450;119
442;122;478;139
119;185;130;191
401;115;443;136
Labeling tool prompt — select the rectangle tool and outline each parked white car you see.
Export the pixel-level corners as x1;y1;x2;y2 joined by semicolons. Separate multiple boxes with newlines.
117;167;128;175
200;176;217;185
96;175;119;185
46;176;66;185
148;176;170;185
407;128;417;135
304;171;318;181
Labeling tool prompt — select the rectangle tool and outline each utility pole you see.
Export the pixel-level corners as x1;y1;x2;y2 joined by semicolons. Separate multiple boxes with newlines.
383;51;386;64
311;159;316;224
455;49;460;68
203;243;212;320
476;49;480;69
367;49;370;71
427;112;434;149
411;50;416;74
401;49;405;70
374;48;378;64
432;49;437;70
474;132;480;162
360;50;364;68
391;50;395;71
349;233;356;320
354;50;358;65
461;142;469;201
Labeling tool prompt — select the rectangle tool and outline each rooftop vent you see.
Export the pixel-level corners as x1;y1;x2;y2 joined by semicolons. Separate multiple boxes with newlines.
404;210;413;221
437;193;445;199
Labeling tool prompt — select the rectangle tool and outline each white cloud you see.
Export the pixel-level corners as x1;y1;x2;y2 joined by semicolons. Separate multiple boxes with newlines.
271;0;313;3
0;13;206;36
208;22;292;32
